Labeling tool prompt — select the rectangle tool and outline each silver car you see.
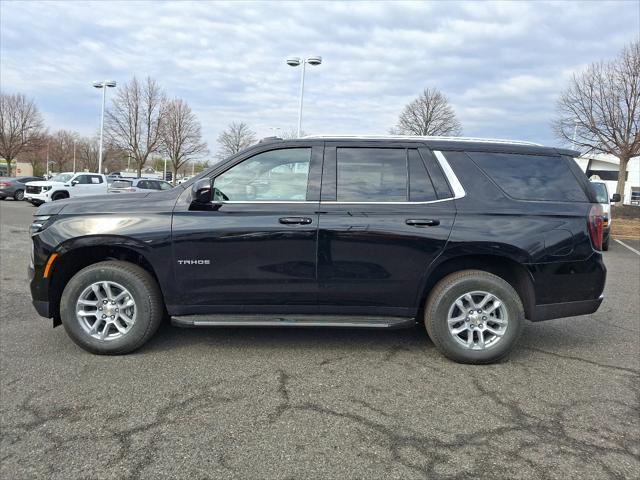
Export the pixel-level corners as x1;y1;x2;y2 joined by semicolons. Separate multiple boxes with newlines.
108;178;174;193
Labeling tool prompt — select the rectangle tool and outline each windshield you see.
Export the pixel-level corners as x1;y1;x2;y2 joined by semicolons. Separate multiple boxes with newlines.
591;182;608;203
50;173;74;183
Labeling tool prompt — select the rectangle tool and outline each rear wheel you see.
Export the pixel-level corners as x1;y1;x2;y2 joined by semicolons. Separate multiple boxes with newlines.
14;189;24;201
424;270;524;364
60;261;164;354
602;235;610;251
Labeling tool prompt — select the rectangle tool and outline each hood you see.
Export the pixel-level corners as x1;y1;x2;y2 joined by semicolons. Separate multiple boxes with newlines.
51;188;183;214
26;180;64;187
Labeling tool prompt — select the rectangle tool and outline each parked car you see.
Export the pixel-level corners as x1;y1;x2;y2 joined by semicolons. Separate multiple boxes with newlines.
29;136;606;364
589;180;621;250
108;178;174;193
25;172;108;206
0;176;43;201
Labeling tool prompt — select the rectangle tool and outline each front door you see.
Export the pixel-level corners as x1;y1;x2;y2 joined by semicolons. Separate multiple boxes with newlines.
73;174;104;196
171;144;323;311
317;144;457;317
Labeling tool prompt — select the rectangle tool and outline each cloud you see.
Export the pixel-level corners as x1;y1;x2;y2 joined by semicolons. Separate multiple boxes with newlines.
0;0;637;155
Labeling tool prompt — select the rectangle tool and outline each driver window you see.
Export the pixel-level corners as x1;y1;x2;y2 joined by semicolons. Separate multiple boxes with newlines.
214;148;311;201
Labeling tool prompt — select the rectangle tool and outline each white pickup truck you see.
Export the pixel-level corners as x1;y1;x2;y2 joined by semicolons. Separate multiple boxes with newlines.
25;172;108;206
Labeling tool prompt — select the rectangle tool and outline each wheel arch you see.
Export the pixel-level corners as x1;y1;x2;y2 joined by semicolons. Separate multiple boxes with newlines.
51;190;70;200
418;254;536;320
48;241;164;326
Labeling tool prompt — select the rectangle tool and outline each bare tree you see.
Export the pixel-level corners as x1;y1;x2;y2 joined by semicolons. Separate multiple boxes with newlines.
161;98;208;183
216;122;256;159
77;137;100;172
0;93;45;176
105;76;167;177
47;130;78;172
554;41;640;197
17;132;48;176
280;128;306;140
392;88;462;136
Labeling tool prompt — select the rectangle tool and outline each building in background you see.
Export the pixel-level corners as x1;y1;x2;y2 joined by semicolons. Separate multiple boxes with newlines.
0;160;34;177
574;154;639;205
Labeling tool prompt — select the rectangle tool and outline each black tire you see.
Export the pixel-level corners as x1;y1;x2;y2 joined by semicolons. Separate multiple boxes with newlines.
424;270;524;364
51;191;69;201
602;236;610;251
14;189;24;201
60;260;164;355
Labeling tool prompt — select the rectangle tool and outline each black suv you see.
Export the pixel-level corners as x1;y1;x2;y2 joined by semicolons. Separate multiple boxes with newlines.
28;136;606;363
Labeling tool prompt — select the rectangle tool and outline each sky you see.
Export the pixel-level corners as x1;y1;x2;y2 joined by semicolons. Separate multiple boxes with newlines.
1;0;638;157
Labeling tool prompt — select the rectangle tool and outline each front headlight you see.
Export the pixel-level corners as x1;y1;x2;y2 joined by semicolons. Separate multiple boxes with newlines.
30;215;54;235
41;186;52;191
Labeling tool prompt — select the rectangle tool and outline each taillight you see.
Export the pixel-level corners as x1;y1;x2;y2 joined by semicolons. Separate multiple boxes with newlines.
0;182;10;188
588;204;604;251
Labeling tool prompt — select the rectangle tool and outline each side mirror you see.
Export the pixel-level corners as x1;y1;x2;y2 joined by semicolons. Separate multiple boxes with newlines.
611;193;621;203
71;180;79;186
189;178;213;210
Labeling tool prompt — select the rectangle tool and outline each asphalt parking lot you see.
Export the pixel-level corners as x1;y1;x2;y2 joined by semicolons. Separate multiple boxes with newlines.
1;199;638;480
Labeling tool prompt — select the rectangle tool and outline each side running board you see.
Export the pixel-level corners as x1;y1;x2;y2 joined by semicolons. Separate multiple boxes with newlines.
171;314;415;329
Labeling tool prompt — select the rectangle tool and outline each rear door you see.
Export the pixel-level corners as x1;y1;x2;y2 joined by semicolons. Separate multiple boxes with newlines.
317;143;457;316
171;143;323;309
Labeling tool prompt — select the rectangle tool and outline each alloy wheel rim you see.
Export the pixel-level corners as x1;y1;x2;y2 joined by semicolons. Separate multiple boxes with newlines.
75;281;137;340
447;290;508;350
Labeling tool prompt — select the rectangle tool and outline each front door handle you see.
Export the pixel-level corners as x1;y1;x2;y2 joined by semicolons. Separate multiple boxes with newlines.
279;217;312;225
405;218;440;226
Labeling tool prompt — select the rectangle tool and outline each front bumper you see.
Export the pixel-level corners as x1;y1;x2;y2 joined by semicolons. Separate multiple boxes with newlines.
25;192;50;204
33;300;50;318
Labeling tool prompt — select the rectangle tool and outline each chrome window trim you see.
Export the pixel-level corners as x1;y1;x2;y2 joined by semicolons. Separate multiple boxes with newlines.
210;150;466;206
321;198;455;205
433;150;466;199
214;200;317;204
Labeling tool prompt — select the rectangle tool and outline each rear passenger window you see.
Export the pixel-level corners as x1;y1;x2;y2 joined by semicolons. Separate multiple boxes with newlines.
408;149;437;202
469;152;588;202
337;148;406;202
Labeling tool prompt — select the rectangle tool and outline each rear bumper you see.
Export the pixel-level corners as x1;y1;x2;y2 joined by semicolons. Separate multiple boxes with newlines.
527;253;606;321
530;295;603;322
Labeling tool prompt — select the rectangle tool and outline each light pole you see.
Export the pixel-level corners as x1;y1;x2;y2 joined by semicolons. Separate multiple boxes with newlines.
93;80;117;174
46;142;50;178
72;139;77;173
286;56;322;137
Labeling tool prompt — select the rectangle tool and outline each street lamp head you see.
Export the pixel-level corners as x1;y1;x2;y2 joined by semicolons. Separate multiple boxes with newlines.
93;80;117;88
306;56;322;66
286;57;301;67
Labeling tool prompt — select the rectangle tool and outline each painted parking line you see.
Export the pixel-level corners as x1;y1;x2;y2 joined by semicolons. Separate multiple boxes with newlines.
615;239;640;256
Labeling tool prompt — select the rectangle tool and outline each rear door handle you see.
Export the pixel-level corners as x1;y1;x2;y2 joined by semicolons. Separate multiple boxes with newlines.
279;217;312;225
405;219;440;226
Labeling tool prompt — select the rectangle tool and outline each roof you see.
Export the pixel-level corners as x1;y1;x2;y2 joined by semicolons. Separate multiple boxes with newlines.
259;135;578;157
302;135;542;146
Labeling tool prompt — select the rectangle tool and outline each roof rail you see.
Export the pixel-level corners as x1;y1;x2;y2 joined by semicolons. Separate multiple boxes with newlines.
300;135;542;146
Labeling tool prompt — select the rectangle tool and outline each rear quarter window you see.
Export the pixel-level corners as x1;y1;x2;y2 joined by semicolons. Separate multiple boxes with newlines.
468;152;588;202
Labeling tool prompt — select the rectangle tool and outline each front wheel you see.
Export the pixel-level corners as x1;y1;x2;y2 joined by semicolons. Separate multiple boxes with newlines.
14;189;24;201
51;192;69;201
60;261;164;354
424;270;524;364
